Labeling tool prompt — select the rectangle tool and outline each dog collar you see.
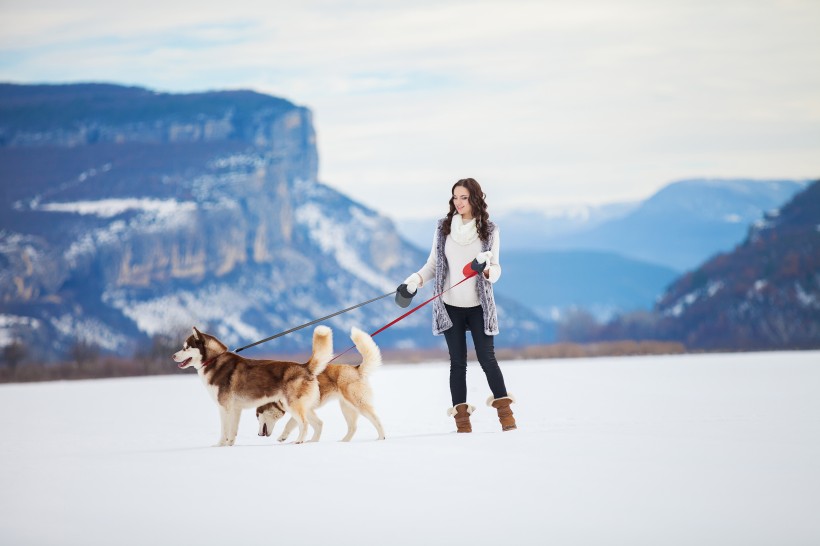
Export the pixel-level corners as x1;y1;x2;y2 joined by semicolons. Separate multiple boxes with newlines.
202;357;218;367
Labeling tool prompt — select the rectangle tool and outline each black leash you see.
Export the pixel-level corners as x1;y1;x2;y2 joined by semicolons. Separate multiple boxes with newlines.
234;290;397;353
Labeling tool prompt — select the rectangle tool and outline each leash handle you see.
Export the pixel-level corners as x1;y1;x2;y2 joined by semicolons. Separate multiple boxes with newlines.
330;269;478;363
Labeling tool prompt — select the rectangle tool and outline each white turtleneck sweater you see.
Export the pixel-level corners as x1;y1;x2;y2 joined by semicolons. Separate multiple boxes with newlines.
415;216;501;308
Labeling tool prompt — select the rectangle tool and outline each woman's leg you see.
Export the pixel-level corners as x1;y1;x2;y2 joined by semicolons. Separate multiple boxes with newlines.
465;306;508;399
443;304;469;406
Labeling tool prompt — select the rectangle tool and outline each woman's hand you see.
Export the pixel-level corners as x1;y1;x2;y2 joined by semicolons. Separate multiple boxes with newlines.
476;251;493;265
470;251;493;275
402;273;421;294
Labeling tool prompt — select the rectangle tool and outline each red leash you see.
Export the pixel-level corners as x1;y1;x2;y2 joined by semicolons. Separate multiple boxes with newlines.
330;263;480;363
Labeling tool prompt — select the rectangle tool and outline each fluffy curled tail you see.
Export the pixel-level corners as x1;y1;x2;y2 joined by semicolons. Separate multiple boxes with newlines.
307;325;333;375
350;327;382;376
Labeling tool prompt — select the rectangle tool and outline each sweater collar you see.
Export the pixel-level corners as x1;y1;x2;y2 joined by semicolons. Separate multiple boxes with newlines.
450;214;478;245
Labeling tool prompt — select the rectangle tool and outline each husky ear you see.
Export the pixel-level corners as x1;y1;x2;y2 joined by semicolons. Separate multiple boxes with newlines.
192;327;201;340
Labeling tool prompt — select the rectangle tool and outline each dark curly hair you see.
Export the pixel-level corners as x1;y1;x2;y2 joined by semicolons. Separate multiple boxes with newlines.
441;178;491;243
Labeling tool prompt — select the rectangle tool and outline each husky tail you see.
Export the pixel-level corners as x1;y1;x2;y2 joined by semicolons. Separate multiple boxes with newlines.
350;327;382;376
307;325;333;375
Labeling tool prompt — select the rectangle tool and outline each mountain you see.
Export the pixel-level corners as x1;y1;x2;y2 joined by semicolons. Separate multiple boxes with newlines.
498;250;680;321
0;83;553;360
655;180;820;350
547;179;809;271
397;201;639;251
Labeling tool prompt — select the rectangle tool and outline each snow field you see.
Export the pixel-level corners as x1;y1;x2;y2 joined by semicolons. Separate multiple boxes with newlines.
1;351;819;546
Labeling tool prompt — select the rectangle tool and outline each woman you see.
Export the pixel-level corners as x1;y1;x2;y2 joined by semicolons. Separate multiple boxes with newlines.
398;178;516;433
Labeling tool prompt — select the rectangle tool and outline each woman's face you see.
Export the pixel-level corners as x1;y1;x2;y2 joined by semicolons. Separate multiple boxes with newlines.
452;185;473;218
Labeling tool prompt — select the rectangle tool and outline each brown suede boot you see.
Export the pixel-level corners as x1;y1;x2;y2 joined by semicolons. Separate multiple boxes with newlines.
447;403;475;433
487;395;517;431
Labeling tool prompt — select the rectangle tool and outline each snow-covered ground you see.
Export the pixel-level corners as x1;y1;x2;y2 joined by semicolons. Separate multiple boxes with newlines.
1;351;819;546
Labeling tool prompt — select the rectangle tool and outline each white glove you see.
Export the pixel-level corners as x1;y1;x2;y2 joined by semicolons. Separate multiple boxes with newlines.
476;251;493;265
403;273;420;294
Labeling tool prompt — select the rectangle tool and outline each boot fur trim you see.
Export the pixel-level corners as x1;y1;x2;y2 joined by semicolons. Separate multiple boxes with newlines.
447;403;476;417
486;394;516;407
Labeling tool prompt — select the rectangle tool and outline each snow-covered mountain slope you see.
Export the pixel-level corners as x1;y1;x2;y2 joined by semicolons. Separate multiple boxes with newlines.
1;351;818;545
656;180;820;349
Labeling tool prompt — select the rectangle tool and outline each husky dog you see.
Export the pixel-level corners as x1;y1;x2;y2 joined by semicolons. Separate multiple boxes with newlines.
173;326;332;446
256;327;386;442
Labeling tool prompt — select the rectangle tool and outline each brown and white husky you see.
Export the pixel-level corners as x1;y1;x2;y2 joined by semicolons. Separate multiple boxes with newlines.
173;325;332;446
256;327;386;442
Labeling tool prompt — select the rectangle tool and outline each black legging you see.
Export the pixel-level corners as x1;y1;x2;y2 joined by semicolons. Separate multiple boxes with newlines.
443;303;508;406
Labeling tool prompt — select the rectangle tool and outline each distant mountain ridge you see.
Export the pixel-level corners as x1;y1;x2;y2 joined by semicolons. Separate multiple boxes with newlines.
0;83;552;360
545;178;809;271
397;201;639;252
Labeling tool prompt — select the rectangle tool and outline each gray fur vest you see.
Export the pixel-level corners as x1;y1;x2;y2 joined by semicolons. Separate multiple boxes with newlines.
432;218;499;336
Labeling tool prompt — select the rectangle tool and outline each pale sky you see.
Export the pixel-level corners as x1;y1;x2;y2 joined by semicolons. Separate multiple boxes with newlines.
1;0;818;218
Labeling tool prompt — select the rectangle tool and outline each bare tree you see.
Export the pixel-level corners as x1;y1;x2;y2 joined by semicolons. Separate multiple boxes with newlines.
2;340;28;370
557;309;601;343
70;341;100;371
